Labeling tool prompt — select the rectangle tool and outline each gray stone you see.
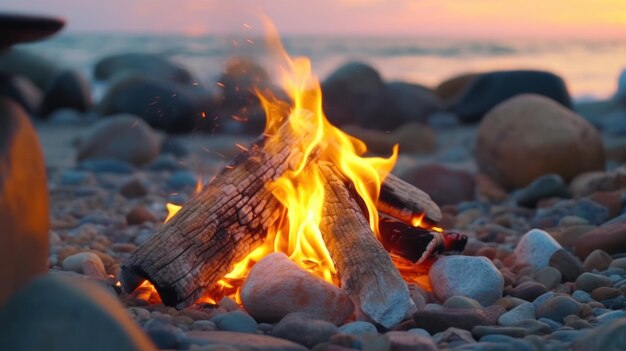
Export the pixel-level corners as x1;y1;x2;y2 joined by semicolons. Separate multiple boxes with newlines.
94;52;193;83
572;318;626;351
0;275;154;350
168;170;198;189
429;256;504;306
77;115;160;166
472;325;526;338
572;290;593;303
534;267;562;290
338;321;377;336
61;252;107;279
40;69;91;116
443;296;483;310
184;330;307;351
385;331;437;351
535;295;581;322
241;253;354;325
575;272;613;292
271;313;338;348
549;249;584;282
143;319;182;349
596;310;626;324
497;302;535;327
432;327;475;347
514;229;563;269
211;310;257;333
513;174;569;207
79;159;136;174
583;249;613;272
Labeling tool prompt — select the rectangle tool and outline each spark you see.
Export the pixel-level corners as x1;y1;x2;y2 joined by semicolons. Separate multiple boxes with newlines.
231;115;248;123
243;23;252;29
246;39;255;44
216;82;225;88
235;143;249;152
201;112;206;119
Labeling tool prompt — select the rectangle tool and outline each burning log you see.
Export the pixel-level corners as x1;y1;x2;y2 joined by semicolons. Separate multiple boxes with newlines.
379;174;442;226
120;117;316;307
318;163;415;328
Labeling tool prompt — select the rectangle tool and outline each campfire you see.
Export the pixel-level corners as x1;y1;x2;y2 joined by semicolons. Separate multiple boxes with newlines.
120;20;465;328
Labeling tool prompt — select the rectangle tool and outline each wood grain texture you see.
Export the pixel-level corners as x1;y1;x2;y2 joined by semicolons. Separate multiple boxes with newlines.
379;173;442;225
319;162;415;329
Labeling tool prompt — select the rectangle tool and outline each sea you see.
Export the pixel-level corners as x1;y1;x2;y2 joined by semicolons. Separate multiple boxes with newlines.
17;33;626;102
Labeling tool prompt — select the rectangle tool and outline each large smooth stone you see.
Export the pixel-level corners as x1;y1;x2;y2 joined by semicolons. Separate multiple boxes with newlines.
569;169;626;198
98;74;211;133
450;70;571;123
0;13;64;48
434;72;481;107
0;48;61;89
39;70;91;117
76;114;160;166
185;331;307;351
0;98;48;305
0;275;154;350
322;61;386;128
535;295;581;323
380;82;442;128
215;57;271;108
497;302;535;327
573;222;626;259
241;253;354;325
514;229;562;269
429;256;504;306
474;94;604;190
400;163;475;206
572;317;626;350
94;53;192;83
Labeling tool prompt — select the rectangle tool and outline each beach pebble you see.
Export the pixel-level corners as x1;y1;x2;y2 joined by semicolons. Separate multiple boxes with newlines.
382;81;442;126
119;178;148;198
512;174;569;207
192;320;216;331
168;170;198;189
443;296;483;310
534;267;562;290
571;318;626;350
185;331;307;350
39;69;91;116
575;273;613;292
549;249;584;282
451;70;571;123
433;72;481;107
429;255;504;306
472;325;526;339
77;115;160;166
609;257;626;270
574;222;626;259
240;253;354;325
412;309;490;334
431;327;474;347
78;159;136;174
514;229;562;269
271;313;338;348
62;252;107;278
211;310;257;333
535;295;581;322
338;321;378;336
511;282;548;302
400;163;475;205
385;331;437;351
569;169;626;198
474;94;604;190
591;287;620;301
583;249;613;272
126;205;158;225
497;302;535;327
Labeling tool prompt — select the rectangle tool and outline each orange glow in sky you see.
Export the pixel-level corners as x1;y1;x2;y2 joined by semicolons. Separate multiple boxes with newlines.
4;0;626;39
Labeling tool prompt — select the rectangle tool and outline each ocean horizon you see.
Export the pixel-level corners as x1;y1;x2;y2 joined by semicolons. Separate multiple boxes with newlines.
16;33;626;101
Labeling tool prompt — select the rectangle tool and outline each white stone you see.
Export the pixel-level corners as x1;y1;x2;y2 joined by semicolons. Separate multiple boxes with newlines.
429;256;504;306
62;252;106;279
514;229;562;269
498;302;536;327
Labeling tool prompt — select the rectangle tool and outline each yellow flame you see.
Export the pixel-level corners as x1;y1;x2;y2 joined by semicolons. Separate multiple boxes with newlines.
164;203;182;223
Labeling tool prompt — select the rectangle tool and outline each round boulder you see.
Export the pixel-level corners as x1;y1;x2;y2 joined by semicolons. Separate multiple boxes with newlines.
400;163;475;206
380;82;442;128
77;114;160;166
94;53;192;83
98;74;211;133
322;61;386;128
39;70;91;117
434;72;481;107
0;13;64;48
474;94;605;190
450;70;571;123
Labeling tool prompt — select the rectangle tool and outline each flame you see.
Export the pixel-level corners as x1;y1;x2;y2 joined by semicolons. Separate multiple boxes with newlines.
156;18;437;304
164;203;182;224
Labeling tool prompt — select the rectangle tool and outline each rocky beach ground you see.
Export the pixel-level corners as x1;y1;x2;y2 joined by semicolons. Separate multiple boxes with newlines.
4;14;626;351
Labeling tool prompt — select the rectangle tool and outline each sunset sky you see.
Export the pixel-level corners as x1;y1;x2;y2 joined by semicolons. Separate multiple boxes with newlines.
4;0;626;39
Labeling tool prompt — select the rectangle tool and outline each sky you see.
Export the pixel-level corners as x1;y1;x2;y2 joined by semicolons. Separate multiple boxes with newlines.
4;0;626;39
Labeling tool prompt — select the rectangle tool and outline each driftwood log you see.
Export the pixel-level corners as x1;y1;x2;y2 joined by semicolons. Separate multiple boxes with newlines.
319;163;415;328
121;118;441;322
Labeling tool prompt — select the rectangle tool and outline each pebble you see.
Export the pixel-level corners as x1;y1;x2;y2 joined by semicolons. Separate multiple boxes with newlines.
338;321;378;336
192;320;216;331
574;222;626;259
126;205;158;225
535;295;581;322
61;252;107;279
78;159;136;174
591;287;620;301
534;267;562;290
210;310;257;333
119;178;148;198
168;170;198;189
572;290;594;303
571;318;626;350
271;313;338;348
575;273;613;292
429;255;504;306
184;330;307;351
549;249;585;282
583;249;614;272
498;302;535;327
596;310;626;323
513;174;569;208
443;296;483;310
385;331;437;351
412;309;490;334
609;257;626;270
510;282;548;302
514;229;563;269
512;319;551;335
473;325;526;338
